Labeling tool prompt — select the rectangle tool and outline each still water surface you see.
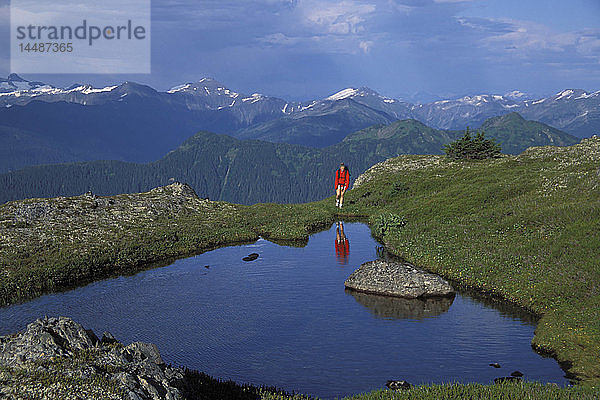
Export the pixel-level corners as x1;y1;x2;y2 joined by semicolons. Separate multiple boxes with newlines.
0;222;567;398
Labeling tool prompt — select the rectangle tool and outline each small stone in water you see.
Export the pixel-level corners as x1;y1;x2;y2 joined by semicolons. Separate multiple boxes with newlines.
489;363;501;368
204;265;210;269
386;380;411;390
510;370;524;377
243;253;259;261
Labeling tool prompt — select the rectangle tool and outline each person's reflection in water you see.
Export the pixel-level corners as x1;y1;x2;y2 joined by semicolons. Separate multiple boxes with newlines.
335;221;350;265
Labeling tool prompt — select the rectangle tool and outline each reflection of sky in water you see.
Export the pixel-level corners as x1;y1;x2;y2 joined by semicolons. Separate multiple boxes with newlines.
0;223;568;399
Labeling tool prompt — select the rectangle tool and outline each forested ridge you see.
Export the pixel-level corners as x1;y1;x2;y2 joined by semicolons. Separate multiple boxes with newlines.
0;114;579;204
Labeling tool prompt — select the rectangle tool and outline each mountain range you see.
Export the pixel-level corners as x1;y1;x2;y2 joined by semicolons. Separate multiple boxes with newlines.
0;113;579;205
0;74;597;173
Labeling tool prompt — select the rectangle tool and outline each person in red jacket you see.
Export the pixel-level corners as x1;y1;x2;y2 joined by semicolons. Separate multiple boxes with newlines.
334;163;350;208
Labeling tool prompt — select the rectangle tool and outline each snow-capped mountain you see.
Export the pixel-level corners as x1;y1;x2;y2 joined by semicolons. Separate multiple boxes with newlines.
504;90;531;101
1;74;598;138
0;73;48;93
408;93;522;130
165;77;309;124
408;89;600;136
322;87;412;120
167;77;270;111
518;89;600;138
0;78;168;109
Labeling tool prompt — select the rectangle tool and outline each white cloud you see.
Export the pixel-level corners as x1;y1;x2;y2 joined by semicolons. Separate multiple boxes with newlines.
251;0;381;55
576;30;600;58
384;1;413;15
359;40;374;53
459;16;600;63
299;0;376;34
483;19;573;52
259;32;302;46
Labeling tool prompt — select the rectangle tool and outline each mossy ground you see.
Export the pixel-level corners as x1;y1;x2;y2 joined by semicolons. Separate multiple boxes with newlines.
341;139;600;388
1;139;599;398
0;186;339;307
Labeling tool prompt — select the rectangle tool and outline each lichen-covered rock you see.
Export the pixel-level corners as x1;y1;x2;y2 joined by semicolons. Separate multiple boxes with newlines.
0;317;98;367
0;316;185;400
345;259;455;298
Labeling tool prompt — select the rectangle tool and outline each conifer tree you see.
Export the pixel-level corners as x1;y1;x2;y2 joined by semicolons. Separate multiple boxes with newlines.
444;127;501;160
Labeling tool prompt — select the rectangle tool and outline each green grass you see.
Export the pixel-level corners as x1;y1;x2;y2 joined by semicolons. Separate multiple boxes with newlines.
0;362;126;400
337;382;600;400
339;139;600;387
1;139;600;398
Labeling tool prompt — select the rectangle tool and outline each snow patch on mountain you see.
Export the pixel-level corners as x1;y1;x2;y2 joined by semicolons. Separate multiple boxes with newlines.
300;101;317;111
68;85;118;94
167;84;191;93
242;93;264;103
457;95;491;106
326;88;359;101
0;81;117;97
504;90;527;100
574;91;600;100
555;89;574;100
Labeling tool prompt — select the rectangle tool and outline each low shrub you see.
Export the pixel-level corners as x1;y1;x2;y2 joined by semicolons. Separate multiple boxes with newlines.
372;213;406;239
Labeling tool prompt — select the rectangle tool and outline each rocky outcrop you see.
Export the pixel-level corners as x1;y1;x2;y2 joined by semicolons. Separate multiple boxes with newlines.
4;182;201;226
0;317;185;400
344;259;455;298
0;181;246;307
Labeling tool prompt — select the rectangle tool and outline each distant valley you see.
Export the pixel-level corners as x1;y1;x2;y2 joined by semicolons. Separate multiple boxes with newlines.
0;113;579;205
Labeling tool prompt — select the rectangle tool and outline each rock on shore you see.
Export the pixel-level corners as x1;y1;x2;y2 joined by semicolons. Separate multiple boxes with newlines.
345;259;455;298
0;317;185;400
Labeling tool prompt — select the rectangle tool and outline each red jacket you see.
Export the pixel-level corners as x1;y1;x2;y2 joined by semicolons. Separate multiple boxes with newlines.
334;168;350;189
335;238;349;264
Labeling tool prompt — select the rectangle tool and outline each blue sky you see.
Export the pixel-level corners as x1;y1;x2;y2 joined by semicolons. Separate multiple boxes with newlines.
1;0;600;101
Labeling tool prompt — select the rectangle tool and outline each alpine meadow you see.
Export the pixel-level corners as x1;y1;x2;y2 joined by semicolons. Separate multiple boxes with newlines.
2;1;600;399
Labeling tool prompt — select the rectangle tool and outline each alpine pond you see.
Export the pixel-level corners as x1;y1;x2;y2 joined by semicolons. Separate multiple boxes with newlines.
0;223;568;399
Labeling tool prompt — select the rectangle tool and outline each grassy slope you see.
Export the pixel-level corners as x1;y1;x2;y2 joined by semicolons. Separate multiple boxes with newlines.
479;112;580;154
343;137;600;387
1;139;599;398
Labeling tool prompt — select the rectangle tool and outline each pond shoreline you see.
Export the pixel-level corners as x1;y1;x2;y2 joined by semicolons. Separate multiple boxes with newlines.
0;222;577;399
380;239;582;385
0;192;586;387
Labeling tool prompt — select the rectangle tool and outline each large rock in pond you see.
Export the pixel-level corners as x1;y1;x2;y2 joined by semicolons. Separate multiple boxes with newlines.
344;259;454;298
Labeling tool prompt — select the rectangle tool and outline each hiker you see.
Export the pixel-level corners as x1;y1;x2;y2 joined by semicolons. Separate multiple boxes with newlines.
335;221;349;264
334;162;350;208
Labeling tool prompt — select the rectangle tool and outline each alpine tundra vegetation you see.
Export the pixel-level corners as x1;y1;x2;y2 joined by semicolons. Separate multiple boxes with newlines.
1;138;599;398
